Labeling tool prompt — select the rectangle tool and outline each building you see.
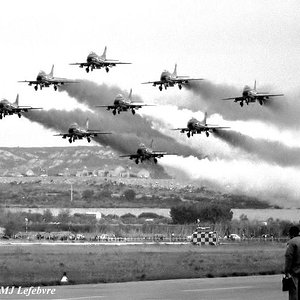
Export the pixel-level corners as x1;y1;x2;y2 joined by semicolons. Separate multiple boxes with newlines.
137;169;150;179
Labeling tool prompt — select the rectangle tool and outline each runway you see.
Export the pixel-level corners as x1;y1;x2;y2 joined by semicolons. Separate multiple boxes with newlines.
0;275;286;300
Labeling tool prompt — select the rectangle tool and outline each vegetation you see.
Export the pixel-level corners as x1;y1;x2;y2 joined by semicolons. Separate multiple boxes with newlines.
123;189;136;201
0;207;297;239
170;203;233;224
0;179;277;209
0;243;285;286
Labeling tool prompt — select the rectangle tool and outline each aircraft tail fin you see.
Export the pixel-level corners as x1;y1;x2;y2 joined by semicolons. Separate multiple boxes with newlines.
254;80;256;90
85;118;89;130
149;139;154;149
50;65;54;77
128;88;132;100
173;64;177;77
202;112;207;125
14;94;19;106
100;46;107;60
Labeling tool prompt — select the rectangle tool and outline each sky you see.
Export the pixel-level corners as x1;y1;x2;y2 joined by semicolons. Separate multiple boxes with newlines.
1;0;300;206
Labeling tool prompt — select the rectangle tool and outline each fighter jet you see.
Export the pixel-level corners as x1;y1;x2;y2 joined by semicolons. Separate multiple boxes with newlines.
70;46;131;73
120;141;177;164
54;119;111;143
19;65;78;91
95;89;155;115
0;94;42;119
172;112;229;138
142;64;204;91
221;81;284;107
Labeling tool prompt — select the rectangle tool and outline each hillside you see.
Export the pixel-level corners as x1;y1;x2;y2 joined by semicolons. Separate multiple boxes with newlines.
0;146;169;179
0;147;277;210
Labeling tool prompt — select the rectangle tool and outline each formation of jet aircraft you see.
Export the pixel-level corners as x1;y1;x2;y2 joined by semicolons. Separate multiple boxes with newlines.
19;65;78;91
70;47;131;73
96;89;155;115
142;64;204;91
173;112;229;138
54;119;111;144
4;45;285;165
221;81;284;107
120;141;177;164
0;94;42;119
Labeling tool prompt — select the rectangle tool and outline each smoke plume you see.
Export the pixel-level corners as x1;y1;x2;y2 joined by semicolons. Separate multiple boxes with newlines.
51;79;300;206
58;80;203;157
24;108;201;158
161;155;300;207
214;130;300;167
178;80;300;130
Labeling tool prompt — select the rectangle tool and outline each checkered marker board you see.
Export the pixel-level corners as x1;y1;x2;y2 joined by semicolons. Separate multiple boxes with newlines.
192;231;218;245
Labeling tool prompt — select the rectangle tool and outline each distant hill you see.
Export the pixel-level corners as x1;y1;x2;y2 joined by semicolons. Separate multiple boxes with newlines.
0;146;170;179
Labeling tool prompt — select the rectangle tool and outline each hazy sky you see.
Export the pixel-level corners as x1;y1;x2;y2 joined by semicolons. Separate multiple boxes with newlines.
1;0;300;206
0;0;299;146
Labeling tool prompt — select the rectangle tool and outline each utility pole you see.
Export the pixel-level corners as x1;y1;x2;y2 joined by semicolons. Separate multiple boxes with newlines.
70;183;73;202
25;218;28;233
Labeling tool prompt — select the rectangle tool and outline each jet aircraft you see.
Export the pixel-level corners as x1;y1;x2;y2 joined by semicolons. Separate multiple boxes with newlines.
173;112;229;138
0;94;42;119
142;64;203;91
95;89;155;115
19;65;78;91
120;141;176;164
70;46;131;73
54;119;111;143
221;81;284;107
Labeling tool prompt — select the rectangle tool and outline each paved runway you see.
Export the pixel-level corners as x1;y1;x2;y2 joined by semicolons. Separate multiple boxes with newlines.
0;275;286;300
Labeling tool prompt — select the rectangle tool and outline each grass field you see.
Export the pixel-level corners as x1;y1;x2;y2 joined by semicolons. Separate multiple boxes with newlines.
0;242;285;286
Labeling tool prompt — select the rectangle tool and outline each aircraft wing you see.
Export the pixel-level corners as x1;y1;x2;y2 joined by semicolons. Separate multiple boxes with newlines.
105;60;131;65
151;151;177;157
221;96;244;101
141;80;163;85
95;105;116;109
14;106;42;112
54;133;70;137
172;78;204;83
119;154;139;159
17;106;42;110
86;131;112;135
69;62;90;67
205;125;230;130
127;103;155;108
18;80;39;84
49;77;79;84
172;127;189;132
256;93;284;98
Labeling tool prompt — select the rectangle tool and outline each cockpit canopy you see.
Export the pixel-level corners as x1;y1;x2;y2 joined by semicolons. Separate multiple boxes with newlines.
115;94;124;100
188;117;198;125
70;123;79;129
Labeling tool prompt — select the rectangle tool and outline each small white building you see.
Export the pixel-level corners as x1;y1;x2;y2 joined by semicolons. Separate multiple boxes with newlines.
137;169;150;179
25;170;35;177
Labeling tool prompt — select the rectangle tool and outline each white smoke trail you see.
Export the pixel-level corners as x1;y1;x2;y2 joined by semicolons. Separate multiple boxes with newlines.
160;155;300;207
